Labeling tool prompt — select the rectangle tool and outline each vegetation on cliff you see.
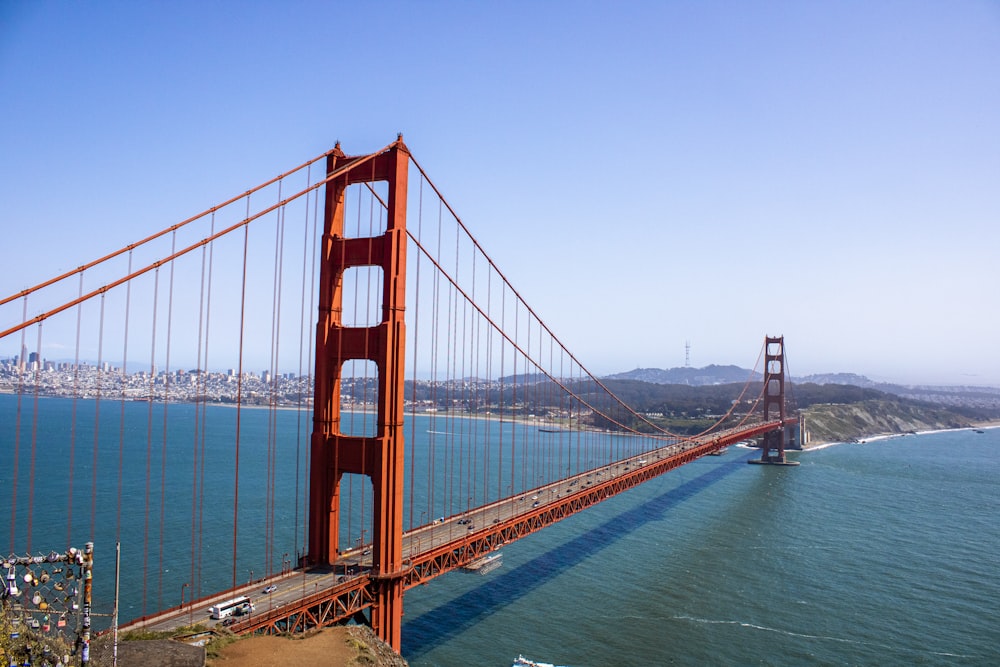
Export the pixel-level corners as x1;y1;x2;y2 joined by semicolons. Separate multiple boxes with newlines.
789;383;999;444
800;398;977;445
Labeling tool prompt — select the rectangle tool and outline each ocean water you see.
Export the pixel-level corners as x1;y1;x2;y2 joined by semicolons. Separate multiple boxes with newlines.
401;429;1000;666
3;394;998;665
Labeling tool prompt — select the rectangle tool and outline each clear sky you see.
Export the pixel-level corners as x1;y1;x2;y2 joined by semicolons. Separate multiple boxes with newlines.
2;1;998;386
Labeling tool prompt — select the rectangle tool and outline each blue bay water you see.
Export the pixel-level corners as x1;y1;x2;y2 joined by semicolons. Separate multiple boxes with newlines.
2;393;998;665
0;394;624;623
401;429;1000;666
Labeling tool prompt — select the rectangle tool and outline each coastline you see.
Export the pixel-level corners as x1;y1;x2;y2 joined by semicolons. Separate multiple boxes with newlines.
801;420;1000;452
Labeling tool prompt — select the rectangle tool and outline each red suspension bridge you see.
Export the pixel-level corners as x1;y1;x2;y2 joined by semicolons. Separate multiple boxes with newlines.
0;137;799;657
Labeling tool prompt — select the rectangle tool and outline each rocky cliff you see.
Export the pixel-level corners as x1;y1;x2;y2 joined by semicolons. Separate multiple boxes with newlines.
802;399;975;445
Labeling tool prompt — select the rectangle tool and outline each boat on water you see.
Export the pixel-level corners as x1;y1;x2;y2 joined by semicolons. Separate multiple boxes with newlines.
462;552;503;575
708;446;728;456
512;655;559;667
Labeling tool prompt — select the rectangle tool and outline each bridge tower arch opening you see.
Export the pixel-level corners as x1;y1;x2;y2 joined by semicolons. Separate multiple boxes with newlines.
308;138;409;650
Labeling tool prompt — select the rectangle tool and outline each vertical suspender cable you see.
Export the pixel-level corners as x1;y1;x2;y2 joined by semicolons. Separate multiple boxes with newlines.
436;200;444;518
192;233;208;601
26;323;43;552
497;279;505;503
266;180;286;576
458;239;466;513
142;266;160;616
9;298;28;550
515;297;522;489
471;254;480;509
527;312;532;489
458;238;470;516
301;184;319;559
451;206;461;516
232;199;251;589
429;198;442;516
117;251;133;546
91;293;106;540
68;274;84;547
445;210;456;517
483;269;491;506
552;335;558;483
294;166;313;566
158;231;177;609
407;175;423;530
512;299;519;496
471;254;481;506
273;187;287;573
197;211;217;597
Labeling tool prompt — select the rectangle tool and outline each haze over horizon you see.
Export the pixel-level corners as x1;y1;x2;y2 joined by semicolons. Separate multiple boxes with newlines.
2;2;998;386
607;361;1000;389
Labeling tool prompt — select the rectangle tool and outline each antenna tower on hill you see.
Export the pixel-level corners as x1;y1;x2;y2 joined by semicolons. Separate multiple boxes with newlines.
685;340;690;367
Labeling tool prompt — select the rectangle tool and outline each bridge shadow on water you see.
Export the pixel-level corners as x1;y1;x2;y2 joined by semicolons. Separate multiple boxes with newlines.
401;449;754;657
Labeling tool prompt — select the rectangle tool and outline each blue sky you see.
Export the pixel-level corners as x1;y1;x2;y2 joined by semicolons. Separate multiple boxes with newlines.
2;1;998;385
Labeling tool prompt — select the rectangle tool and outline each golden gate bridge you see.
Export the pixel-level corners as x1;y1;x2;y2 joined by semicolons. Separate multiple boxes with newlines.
0;136;798;658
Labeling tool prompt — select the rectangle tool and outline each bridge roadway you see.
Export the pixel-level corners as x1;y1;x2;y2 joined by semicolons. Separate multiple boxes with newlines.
122;419;792;637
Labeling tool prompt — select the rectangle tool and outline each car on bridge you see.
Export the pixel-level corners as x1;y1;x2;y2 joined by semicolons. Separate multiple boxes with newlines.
263;584;277;594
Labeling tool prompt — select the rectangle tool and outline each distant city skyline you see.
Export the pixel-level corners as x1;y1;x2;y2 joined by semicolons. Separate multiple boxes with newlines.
3;351;995;389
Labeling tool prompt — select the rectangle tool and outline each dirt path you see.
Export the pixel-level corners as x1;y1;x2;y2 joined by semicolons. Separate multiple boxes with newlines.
208;626;407;667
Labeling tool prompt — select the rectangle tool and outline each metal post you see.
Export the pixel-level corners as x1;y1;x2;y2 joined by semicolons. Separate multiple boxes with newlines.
112;542;120;667
81;542;93;665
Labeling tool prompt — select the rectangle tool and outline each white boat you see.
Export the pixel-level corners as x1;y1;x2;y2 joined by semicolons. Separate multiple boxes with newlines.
462;552;503;575
512;656;557;667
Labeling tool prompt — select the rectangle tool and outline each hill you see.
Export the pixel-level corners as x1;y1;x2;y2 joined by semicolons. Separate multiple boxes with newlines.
605;364;759;385
596;376;1000;443
800;398;981;445
607;366;1000;411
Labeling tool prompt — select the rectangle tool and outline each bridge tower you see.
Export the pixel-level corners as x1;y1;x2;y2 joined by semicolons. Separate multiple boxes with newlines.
309;137;409;650
751;335;798;465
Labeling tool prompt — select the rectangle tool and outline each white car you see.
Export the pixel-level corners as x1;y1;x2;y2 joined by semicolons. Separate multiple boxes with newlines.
263;585;277;594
